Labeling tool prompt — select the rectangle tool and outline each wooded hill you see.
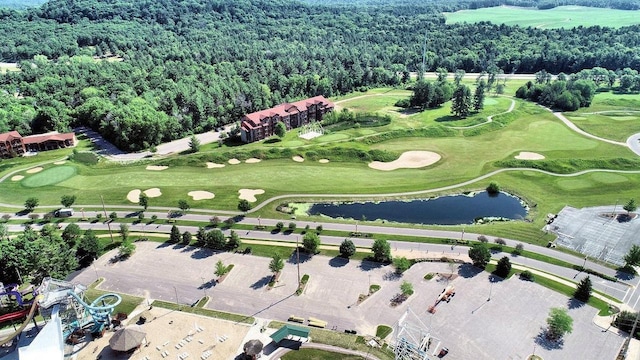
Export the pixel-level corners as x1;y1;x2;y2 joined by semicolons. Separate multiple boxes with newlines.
0;0;639;151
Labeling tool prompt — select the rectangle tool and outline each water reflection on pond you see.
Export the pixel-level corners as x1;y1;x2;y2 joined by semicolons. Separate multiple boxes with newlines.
307;191;527;225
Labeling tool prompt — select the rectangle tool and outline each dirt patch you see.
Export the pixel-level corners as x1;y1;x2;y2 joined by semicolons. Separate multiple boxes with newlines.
238;189;265;202
144;188;162;198
292;156;304;162
368;151;441;171
146;165;169;171
188;191;215;200
26;167;43;174
318;159;330;163
11;175;24;181
515;151;545;160
206;162;225;169
127;189;142;203
228;158;241;165
75;306;250;360
54;161;67;165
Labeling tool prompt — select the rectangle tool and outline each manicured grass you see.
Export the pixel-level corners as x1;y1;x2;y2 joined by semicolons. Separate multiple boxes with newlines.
152;299;255;324
84;287;143;316
532;275;615;316
21;165;77;187
282;349;365;360
445;5;640;29
376;324;393;339
269;321;394;360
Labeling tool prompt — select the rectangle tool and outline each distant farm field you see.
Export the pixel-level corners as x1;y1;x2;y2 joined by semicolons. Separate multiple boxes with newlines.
444;5;640;29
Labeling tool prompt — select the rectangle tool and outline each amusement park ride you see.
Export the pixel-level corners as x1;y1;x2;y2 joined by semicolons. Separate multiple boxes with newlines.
0;278;121;360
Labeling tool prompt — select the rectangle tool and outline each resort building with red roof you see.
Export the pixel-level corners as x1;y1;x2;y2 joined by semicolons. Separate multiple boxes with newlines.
240;95;334;143
0;131;76;158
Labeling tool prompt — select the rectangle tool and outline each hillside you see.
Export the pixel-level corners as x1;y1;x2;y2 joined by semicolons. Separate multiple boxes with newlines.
0;0;639;151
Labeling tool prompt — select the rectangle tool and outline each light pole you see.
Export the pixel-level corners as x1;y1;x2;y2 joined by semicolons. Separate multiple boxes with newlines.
583;256;588;269
173;286;180;309
487;280;493;301
296;236;301;285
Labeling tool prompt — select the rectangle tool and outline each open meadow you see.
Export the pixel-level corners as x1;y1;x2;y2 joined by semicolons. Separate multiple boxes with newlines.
2;81;640;242
444;5;640;29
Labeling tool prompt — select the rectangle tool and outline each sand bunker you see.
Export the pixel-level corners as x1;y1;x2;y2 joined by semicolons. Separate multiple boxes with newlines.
53;161;66;165
228;158;241;165
144;188;162;198
127;189;142;203
515;151;545;160
319;159;330;163
245;158;262;163
26;167;43;174
368;151;441;171
188;191;215;200
238;189;265;202
206;162;225;168
11;175;24;181
292;156;305;162
146;165;168;171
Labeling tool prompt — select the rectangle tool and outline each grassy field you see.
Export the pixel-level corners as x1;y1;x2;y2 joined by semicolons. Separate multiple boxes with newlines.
282;349;365;360
444;5;640;29
2;83;640;243
565;92;640;142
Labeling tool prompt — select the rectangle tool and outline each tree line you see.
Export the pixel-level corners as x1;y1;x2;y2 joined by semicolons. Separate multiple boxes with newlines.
1;0;640;150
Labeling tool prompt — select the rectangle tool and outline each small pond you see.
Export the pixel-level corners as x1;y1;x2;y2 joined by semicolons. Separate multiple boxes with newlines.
307;191;527;225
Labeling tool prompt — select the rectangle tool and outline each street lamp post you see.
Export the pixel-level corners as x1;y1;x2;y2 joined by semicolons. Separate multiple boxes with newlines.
488;280;493;301
173;286;180;309
583;256;588;269
296;236;301;285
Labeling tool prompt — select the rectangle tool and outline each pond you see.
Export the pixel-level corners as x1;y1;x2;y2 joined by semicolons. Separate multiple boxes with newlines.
307;191;527;225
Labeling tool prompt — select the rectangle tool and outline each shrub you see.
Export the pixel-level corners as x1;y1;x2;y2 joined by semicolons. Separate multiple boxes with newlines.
520;270;535;281
486;182;501;195
495;238;507;245
394;257;412;274
477;235;488;243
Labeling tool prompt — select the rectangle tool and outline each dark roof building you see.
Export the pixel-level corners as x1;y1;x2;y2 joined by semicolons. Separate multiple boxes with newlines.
240;95;334;143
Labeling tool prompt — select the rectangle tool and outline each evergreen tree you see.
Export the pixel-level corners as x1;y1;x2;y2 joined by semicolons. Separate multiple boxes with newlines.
451;85;472;118
574;276;592;302
339;239;356;258
170;225;181;243
473;79;486;111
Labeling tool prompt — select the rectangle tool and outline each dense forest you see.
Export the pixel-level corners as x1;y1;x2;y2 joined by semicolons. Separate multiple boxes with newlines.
0;0;639;151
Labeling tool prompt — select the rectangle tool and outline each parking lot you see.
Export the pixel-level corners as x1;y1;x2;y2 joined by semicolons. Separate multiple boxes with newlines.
69;241;625;360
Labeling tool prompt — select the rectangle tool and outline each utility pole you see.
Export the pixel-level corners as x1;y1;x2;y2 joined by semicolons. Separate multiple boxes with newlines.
100;195;114;243
296;236;301;285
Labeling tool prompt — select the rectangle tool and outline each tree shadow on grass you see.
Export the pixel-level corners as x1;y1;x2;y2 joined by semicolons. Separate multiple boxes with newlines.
567;298;586;309
534;327;564;350
251;275;272;290
458;263;483;278
329;256;349;268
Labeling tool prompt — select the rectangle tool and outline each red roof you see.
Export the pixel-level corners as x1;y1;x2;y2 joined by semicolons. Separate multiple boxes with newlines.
22;132;75;145
0;131;22;142
242;96;334;128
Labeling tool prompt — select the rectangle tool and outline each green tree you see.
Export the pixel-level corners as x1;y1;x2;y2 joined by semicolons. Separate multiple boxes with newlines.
77;229;101;266
119;223;129;242
170;225;181;243
339;239;356;258
288;222;297;232
624;199;637;214
119;239;136;259
206;229;226;250
24;197;39;212
196;226;207;247
109;212;118;220
451;84;472;118
394;257;412;274
181;231;192;245
372;239;391;263
269;253;284;274
454;69;465;86
495;256;511;278
486;182;500;195
139;192;149;210
215;260;227;277
227;230;241;250
275;222;284;232
624;244;640;268
189;135;201;153
473;80;486;111
546;307;573;341
302;232;321;254
178;199;190;213
61;223;81;247
400;280;414;296
60;195;76;208
274;121;287;138
574;276;592;302
468;243;491;268
238;199;251;212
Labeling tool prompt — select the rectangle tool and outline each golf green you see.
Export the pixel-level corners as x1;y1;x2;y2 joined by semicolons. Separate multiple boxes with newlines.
22;165;77;187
